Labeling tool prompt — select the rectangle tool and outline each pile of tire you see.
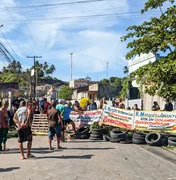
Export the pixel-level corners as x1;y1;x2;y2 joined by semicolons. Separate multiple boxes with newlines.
145;132;167;146
109;128;132;144
89;128;104;140
132;132;147;144
72;126;90;139
168;135;176;146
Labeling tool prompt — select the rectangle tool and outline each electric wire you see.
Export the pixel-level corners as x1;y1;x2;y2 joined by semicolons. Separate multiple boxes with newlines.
0;30;19;61
0;0;122;10
0;10;162;23
13;0;40;53
2;0;37;54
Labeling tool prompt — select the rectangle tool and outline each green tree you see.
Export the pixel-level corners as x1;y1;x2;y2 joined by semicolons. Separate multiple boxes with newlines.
58;86;72;100
121;0;176;99
109;77;116;83
99;78;109;84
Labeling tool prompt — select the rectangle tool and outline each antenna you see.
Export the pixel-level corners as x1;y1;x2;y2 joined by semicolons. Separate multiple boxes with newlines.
106;61;109;79
70;53;73;81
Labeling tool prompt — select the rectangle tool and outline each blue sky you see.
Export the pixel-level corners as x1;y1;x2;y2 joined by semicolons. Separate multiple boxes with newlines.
0;0;171;82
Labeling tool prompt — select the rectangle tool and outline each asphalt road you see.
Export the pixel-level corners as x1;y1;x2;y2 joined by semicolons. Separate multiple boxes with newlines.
0;136;176;180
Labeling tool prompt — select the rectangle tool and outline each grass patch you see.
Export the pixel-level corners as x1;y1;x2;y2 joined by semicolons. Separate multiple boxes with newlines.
163;146;176;151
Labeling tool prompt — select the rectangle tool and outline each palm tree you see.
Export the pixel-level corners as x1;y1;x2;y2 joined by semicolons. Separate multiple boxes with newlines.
42;61;48;71
123;66;129;74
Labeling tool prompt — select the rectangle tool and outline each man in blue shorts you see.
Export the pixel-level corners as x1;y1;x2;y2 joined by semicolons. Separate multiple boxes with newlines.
47;102;63;150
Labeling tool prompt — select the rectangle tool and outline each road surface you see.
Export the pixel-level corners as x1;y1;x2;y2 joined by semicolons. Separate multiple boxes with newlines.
0;136;176;180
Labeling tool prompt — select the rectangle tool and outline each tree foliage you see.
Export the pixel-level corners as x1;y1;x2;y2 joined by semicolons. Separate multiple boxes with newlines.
99;77;127;87
121;0;176;99
58;86;72;100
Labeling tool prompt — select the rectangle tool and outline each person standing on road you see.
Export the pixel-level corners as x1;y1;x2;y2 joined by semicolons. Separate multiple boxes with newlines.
56;99;65;116
13;101;33;160
43;98;50;114
163;98;173;111
0;101;3;151
63;102;76;133
0;101;9;151
47;102;62;150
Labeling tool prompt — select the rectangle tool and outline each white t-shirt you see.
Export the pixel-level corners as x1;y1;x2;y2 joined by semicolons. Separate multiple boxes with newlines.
16;107;28;124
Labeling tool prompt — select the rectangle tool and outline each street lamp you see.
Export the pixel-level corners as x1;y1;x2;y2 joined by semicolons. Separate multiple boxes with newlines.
70;53;73;81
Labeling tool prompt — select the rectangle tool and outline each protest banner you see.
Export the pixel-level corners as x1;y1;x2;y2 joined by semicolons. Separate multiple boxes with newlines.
102;105;134;130
69;110;103;125
134;110;176;133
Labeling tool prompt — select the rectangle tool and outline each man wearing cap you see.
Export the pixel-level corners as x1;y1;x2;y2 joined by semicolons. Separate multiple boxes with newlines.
13;101;33;160
56;99;65;116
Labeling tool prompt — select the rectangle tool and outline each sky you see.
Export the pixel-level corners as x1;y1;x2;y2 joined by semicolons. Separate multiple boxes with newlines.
0;0;172;82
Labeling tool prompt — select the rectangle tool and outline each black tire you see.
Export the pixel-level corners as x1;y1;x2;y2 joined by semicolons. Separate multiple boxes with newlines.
103;135;110;141
91;129;104;135
133;132;146;140
110;137;125;143
132;137;146;144
112;128;121;133
90;134;102;139
145;132;162;146
126;134;132;141
76;126;89;135
71;134;80;139
110;131;126;139
80;134;90;139
168;137;176;146
120;140;132;144
168;134;176;138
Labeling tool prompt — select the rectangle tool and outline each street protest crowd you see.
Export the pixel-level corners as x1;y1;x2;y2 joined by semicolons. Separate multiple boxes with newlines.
0;97;174;160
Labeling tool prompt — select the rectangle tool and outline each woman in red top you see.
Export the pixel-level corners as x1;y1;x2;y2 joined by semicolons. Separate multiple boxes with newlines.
0;101;9;151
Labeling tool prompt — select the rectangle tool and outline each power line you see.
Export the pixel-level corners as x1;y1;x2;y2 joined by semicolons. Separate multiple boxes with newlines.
0;42;14;62
2;0;36;54
0;11;162;23
0;30;19;61
0;56;8;66
13;0;39;53
0;0;120;10
0;45;12;63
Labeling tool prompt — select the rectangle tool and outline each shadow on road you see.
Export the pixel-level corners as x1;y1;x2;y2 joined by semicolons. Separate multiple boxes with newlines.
37;154;94;159
1;147;54;154
0;167;20;172
63;147;114;150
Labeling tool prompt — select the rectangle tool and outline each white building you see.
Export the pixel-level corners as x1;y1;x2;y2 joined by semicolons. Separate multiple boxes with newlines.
127;53;166;110
129;53;160;87
69;76;96;88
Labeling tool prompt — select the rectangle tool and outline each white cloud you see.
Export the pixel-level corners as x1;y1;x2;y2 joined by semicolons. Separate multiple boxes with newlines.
1;0;130;81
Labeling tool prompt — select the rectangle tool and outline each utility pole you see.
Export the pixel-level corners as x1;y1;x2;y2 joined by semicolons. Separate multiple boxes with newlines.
27;56;42;99
70;53;73;81
106;61;109;79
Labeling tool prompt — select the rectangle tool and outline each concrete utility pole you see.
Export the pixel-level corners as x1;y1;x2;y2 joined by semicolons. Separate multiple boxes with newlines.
70;53;73;81
27;56;42;99
106;61;109;79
